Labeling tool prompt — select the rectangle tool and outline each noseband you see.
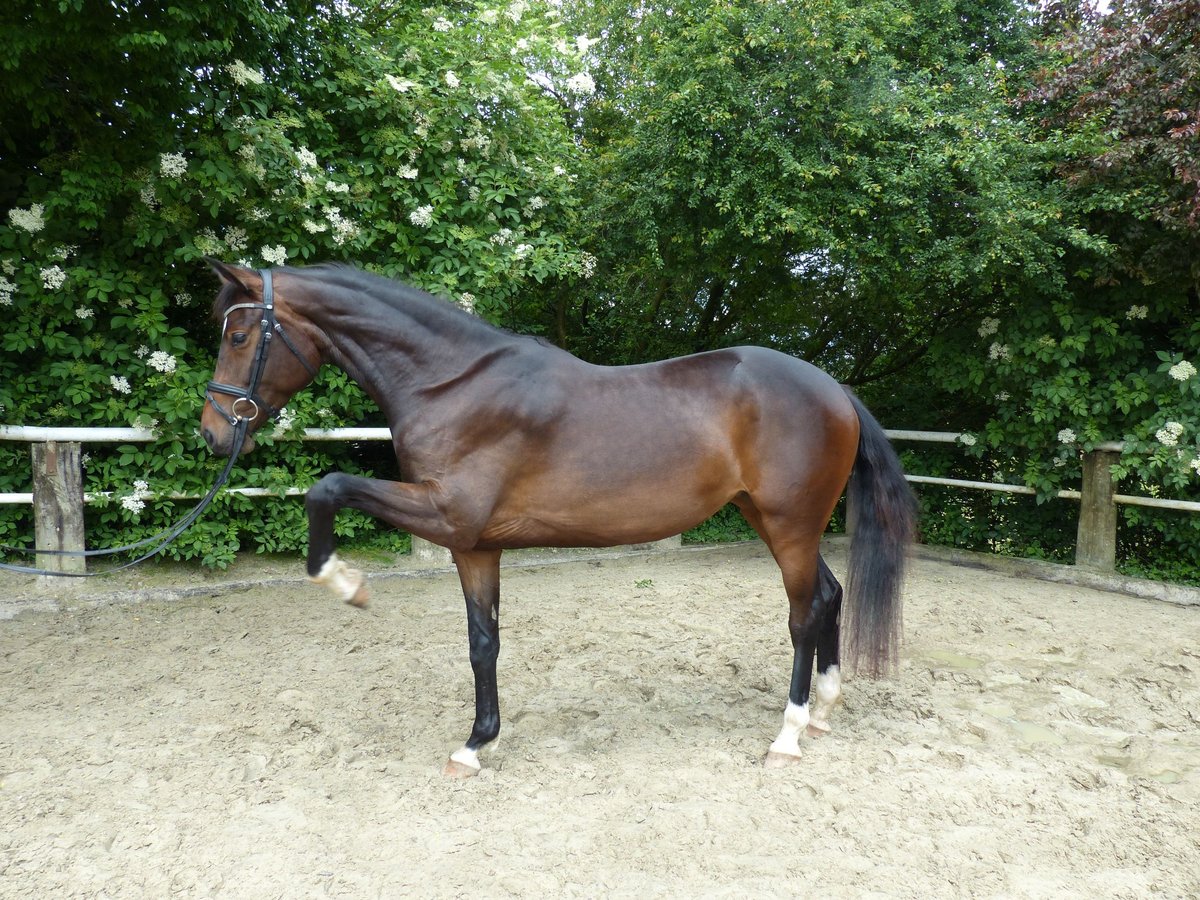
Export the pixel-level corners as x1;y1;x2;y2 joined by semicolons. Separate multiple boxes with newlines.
206;269;319;426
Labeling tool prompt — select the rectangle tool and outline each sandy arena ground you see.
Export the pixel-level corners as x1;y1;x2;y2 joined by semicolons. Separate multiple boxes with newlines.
1;541;1198;898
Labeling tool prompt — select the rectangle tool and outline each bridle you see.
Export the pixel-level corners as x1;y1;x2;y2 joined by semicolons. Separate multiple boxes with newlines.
206;268;319;427
0;268;320;577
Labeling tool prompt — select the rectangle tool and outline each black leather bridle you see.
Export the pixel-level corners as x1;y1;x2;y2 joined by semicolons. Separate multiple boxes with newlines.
206;268;319;427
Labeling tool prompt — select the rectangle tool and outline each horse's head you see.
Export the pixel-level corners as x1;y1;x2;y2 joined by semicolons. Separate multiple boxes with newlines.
200;260;322;456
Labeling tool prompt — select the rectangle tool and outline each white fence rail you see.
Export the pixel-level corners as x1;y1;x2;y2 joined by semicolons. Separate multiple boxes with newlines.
2;425;1197;574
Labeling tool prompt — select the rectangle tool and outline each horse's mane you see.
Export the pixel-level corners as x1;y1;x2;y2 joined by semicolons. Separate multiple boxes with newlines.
210;261;550;346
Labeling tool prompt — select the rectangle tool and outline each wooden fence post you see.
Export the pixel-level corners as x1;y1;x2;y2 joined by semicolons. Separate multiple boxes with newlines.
1076;448;1119;572
31;441;87;574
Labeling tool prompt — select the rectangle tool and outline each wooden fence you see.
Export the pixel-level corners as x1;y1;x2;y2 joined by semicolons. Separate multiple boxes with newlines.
3;425;1200;575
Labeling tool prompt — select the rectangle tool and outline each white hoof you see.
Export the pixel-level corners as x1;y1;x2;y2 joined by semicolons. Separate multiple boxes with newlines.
308;553;367;606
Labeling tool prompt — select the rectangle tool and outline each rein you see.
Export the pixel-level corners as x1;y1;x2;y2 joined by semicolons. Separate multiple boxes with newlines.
0;268;313;578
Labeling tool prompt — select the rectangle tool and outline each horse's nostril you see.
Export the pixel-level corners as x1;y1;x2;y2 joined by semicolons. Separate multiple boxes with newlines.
202;427;216;450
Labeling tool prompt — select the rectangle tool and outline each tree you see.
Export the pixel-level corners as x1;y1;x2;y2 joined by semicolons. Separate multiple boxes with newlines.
553;0;1084;384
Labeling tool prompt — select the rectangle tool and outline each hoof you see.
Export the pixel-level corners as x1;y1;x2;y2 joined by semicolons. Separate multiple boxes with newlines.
807;721;832;739
345;584;369;608
763;750;804;769
443;757;481;779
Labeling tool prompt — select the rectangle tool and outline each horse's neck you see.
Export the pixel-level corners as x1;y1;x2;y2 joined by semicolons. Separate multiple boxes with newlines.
307;282;511;418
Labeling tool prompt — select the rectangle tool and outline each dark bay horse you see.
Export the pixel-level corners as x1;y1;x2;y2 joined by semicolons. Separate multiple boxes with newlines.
199;261;916;776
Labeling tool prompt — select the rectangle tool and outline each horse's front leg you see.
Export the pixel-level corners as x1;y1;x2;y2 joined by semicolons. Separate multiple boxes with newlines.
304;471;467;606
444;549;503;778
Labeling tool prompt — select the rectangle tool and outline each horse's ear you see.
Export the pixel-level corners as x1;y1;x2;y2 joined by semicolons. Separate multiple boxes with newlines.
205;257;254;293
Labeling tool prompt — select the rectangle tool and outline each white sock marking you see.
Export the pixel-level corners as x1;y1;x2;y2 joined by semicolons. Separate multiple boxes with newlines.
307;553;364;603
812;665;842;728
449;745;481;771
768;701;810;758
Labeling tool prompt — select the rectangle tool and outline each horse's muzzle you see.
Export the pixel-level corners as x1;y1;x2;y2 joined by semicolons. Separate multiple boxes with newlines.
202;424;255;457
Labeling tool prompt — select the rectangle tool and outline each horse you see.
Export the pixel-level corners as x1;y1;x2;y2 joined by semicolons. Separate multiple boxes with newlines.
199;260;916;777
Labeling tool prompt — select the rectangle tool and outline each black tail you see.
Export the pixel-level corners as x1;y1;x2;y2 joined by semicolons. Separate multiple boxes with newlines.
842;389;917;677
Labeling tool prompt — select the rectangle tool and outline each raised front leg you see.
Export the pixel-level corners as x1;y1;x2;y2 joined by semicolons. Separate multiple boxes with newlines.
444;550;503;778
304;471;473;606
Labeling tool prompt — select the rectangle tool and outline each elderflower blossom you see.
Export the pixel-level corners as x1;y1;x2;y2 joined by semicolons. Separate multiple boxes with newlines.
76;307;94;320
1057;428;1076;444
110;375;132;395
988;342;1011;362
444;70;460;89
261;245;288;266
579;251;597;279
140;185;159;209
458;292;476;313
1156;422;1184;446
121;480;151;516
227;59;265;86
296;147;318;169
273;406;297;434
41;265;67;290
1190;456;1200;476
565;72;596;96
8;203;46;233
1168;360;1197;382
159;152;188;178
958;433;977;447
0;276;15;306
514;243;532;259
148;351;177;374
397;165;419;180
327;207;358;245
409;205;434;228
386;74;415;93
507;0;528;22
433;17;451;31
977;317;1000;338
1126;305;1148;320
224;226;248;253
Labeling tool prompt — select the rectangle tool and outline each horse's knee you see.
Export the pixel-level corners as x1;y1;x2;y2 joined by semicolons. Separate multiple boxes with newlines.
306;471;351;514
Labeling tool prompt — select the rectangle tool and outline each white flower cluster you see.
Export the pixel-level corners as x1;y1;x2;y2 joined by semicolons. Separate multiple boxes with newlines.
458;292;476;313
0;276;15;306
958;433;977;447
261;245;288;266
445;71;460;89
8;203;46;233
386;74;415;93
325;180;350;194
433;17;451;31
1126;305;1148;320
225;226;248;253
273;406;297;434
1168;360;1196;382
140;184;159;209
148;351;177;374
410;205;435;228
978;317;1000;338
397;165;419;180
988;342;1011;362
160;152;188;178
579;251;597;279
227;60;265;86
121;479;151;516
1057;428;1076;444
327;207;358;245
110;375;132;395
1190;456;1200;476
41;265;67;291
566;72;596;96
76;307;94;320
1156;421;1184;446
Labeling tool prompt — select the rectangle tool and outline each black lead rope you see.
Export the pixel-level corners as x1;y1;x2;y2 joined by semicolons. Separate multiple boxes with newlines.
0;268;303;578
0;418;249;577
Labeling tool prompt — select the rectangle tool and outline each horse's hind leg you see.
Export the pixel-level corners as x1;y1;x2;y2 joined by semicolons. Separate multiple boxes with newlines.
763;538;822;768
444;549;503;778
809;556;844;736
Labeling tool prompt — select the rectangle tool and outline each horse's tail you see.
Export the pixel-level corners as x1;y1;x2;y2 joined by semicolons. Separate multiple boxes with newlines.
842;388;917;678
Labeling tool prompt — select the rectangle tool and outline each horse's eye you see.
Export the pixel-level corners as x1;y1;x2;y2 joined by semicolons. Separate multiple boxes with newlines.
231;332;248;348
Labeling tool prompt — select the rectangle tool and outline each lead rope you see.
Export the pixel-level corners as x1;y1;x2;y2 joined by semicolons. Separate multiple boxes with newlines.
0;268;295;578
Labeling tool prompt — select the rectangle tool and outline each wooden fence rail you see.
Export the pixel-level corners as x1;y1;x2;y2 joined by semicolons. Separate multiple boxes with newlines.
3;425;1199;575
